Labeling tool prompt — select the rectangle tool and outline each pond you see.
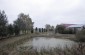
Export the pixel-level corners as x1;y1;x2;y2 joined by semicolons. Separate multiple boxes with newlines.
18;37;76;51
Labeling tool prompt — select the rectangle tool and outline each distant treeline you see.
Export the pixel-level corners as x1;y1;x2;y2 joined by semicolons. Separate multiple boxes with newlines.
55;25;76;34
0;10;34;39
0;10;51;39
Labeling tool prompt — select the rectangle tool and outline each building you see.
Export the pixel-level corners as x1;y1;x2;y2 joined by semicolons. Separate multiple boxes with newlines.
60;24;75;28
67;24;85;32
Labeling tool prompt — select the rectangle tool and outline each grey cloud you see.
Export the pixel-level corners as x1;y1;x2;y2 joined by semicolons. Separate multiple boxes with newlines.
0;0;85;28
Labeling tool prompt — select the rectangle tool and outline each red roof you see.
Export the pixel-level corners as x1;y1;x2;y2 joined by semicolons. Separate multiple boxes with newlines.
60;24;76;28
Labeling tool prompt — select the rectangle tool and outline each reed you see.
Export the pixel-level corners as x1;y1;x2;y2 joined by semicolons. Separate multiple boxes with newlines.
16;43;85;55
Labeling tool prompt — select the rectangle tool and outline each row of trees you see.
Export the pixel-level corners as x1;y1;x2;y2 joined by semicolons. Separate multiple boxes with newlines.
0;10;34;38
35;27;47;33
44;24;74;34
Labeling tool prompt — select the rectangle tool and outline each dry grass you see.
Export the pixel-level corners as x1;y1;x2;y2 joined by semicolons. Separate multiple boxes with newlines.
0;33;49;55
0;33;84;55
0;34;33;55
76;30;85;42
15;43;85;55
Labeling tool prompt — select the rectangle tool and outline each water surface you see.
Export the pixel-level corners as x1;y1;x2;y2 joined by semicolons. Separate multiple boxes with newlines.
18;37;76;51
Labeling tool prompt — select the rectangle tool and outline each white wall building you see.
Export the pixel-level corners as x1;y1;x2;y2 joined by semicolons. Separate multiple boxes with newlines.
67;24;85;31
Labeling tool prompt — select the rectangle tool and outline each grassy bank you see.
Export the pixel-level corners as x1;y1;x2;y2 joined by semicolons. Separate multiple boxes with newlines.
0;34;33;55
0;33;84;55
0;33;50;55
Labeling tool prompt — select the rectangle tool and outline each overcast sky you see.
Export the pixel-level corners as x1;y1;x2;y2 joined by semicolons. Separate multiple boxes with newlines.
0;0;85;28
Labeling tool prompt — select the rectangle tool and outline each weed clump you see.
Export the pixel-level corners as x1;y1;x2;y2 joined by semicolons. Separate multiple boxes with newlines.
76;29;85;42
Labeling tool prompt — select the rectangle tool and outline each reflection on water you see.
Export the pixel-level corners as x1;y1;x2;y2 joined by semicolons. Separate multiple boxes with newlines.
19;37;76;51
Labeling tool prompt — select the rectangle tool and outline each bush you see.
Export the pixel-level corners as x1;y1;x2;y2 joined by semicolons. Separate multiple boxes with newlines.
61;29;74;34
76;29;85;42
62;29;69;34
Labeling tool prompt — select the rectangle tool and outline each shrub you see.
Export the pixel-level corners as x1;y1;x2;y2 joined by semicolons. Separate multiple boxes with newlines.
76;29;85;42
61;29;74;34
62;29;69;34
